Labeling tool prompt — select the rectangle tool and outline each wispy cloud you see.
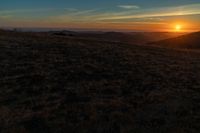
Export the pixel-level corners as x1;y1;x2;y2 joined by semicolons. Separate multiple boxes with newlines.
38;3;200;25
0;8;98;19
0;15;12;19
0;8;54;15
49;3;200;23
68;9;98;16
1;3;200;30
97;3;200;20
118;5;140;9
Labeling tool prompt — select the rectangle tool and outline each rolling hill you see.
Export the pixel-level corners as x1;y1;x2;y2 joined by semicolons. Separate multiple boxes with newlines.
50;31;185;44
0;30;200;133
150;31;200;49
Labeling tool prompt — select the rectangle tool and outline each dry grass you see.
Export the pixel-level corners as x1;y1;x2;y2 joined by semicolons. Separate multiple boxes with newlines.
0;30;200;133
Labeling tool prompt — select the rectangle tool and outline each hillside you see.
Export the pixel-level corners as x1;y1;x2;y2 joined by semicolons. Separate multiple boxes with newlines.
50;31;184;44
150;31;200;49
0;30;200;133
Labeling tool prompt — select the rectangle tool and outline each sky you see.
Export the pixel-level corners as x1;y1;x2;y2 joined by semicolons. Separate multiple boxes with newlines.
0;0;200;32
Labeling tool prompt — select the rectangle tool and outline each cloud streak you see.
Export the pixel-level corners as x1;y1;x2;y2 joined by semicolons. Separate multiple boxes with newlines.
98;3;200;20
1;3;200;31
118;5;140;9
1;3;200;21
45;3;200;23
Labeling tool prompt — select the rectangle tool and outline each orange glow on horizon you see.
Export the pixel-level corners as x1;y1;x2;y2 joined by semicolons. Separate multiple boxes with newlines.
175;24;182;32
169;22;187;32
4;19;198;33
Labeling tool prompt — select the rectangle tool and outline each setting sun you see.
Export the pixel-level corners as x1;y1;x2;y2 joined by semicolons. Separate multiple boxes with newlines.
175;24;182;32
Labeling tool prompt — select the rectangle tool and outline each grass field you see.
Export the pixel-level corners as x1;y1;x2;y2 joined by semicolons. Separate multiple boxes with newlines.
0;30;200;133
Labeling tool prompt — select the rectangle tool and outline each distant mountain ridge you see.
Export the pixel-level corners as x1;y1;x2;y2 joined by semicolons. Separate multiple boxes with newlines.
50;31;185;44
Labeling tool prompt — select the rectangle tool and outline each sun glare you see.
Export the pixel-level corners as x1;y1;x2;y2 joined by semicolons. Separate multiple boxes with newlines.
175;24;182;32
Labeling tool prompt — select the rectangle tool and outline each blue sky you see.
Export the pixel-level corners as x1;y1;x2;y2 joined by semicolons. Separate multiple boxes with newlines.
1;0;200;9
0;0;200;31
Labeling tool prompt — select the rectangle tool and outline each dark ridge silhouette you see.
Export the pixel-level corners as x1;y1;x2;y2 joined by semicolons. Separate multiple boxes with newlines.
150;31;200;49
50;31;184;44
49;30;78;36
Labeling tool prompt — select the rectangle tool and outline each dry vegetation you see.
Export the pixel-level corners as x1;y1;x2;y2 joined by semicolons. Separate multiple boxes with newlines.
0;30;200;133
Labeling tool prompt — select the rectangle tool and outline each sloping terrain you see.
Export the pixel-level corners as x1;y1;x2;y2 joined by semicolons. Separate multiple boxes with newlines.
51;31;184;44
150;31;200;49
0;30;200;133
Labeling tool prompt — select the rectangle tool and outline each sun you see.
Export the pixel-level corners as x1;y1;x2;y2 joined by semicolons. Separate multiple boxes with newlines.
175;24;182;32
